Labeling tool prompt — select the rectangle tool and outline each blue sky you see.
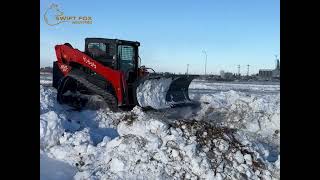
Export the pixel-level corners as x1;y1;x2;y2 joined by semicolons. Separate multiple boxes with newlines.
40;0;279;75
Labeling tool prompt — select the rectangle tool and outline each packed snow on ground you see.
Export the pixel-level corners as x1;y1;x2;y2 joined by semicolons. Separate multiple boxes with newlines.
190;81;279;94
40;72;53;85
40;150;77;180
40;73;280;180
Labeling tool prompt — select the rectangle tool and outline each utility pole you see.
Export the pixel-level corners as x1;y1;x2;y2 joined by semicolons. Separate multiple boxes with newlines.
275;54;280;70
202;50;207;76
247;64;250;76
237;65;240;77
186;64;189;75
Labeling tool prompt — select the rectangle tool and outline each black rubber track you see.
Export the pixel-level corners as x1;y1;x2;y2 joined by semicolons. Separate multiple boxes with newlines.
57;70;118;111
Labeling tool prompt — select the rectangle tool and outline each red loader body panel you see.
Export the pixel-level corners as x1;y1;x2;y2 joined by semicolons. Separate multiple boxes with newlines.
55;44;127;106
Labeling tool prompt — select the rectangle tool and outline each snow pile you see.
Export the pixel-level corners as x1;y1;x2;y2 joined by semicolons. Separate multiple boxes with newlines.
136;77;173;109
40;84;57;114
192;90;280;141
190;90;280;166
40;150;77;180
40;84;65;150
40;111;64;149
40;84;121;179
40;75;280;180
75;107;279;180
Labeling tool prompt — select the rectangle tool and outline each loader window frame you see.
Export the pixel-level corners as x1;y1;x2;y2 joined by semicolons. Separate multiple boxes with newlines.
117;45;135;73
87;42;109;59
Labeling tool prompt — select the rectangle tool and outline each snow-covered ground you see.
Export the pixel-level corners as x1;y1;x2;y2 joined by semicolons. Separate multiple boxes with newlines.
189;80;279;95
40;73;280;180
40;72;53;86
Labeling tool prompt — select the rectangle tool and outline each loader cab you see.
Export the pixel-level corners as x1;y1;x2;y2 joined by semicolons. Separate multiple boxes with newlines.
85;38;140;83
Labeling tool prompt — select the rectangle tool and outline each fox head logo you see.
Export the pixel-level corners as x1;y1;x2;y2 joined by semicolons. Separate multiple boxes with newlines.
44;3;66;26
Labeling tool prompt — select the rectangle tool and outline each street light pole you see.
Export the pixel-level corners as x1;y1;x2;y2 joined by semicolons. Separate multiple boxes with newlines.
186;64;189;75
202;50;207;76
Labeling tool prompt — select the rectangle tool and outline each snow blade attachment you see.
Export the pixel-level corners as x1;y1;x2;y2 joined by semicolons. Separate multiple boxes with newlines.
136;74;198;110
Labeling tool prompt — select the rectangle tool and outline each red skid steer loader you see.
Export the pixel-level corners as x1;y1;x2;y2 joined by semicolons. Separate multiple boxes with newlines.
52;38;198;111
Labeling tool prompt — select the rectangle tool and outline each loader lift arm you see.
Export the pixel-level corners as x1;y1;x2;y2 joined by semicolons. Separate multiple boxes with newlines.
54;44;128;106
